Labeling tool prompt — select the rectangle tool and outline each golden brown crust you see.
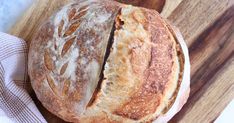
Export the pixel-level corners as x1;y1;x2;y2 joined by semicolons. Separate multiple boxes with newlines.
113;7;178;120
29;0;189;122
83;6;180;122
29;0;121;122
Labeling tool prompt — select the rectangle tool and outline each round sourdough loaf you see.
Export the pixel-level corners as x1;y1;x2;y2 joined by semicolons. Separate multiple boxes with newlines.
28;0;190;122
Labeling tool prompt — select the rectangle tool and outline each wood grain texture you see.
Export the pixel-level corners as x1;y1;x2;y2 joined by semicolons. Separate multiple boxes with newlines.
171;56;234;123
168;0;234;47
190;6;234;78
169;6;234;122
116;0;166;12
189;6;234;93
116;0;183;18
161;0;183;18
8;0;234;122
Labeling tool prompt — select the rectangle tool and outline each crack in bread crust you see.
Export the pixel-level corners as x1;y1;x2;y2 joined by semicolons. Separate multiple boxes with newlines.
87;17;118;108
80;5;182;122
29;0;121;122
29;0;188;122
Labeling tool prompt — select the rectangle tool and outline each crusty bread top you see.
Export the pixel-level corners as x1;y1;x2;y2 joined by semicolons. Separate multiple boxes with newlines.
29;0;185;122
28;0;120;121
80;5;180;122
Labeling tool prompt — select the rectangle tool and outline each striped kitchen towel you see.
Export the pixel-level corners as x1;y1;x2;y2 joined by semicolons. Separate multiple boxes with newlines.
0;32;47;123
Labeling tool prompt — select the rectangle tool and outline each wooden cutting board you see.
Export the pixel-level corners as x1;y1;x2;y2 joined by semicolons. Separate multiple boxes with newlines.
9;0;234;122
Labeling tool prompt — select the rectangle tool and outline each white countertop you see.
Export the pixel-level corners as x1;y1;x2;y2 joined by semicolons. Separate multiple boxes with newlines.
0;0;33;32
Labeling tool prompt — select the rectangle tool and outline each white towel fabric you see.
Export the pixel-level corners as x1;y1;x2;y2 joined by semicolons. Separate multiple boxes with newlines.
0;32;47;123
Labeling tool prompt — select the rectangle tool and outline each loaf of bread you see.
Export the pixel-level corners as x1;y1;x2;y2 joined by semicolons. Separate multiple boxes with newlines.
28;0;190;122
